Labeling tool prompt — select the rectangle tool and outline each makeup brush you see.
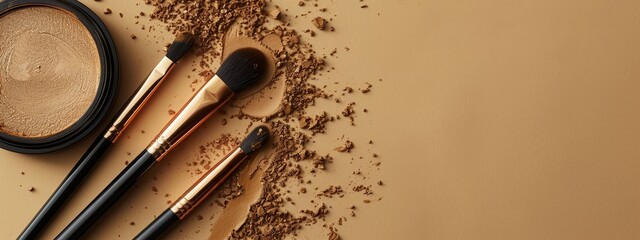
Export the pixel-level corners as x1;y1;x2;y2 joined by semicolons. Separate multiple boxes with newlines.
135;126;270;239
56;48;268;239
19;33;195;240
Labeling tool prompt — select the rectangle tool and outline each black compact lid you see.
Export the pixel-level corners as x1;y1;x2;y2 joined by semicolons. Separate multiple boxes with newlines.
0;0;119;154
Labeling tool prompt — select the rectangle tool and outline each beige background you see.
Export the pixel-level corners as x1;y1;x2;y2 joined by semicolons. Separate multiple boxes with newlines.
2;0;640;239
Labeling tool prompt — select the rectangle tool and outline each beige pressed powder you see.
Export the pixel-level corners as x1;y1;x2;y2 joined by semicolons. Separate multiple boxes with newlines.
0;6;100;138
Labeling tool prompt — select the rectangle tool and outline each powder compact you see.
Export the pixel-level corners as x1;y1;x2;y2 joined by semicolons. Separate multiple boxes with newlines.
0;0;118;153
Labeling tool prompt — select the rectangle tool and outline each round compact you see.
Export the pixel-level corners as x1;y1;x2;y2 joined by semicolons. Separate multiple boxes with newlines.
0;0;118;153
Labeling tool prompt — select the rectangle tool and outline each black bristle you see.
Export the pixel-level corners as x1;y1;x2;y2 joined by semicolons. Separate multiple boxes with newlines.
240;126;270;154
166;32;195;62
217;48;268;93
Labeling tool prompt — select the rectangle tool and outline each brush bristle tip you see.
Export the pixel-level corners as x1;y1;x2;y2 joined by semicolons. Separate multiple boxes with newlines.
166;32;195;62
216;48;268;93
240;126;270;154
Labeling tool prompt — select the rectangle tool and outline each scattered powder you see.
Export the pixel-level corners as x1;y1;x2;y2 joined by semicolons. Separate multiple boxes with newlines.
360;82;372;93
318;185;345;198
187;133;239;177
270;9;281;19
313;155;332;170
334;140;355;153
341;102;357;125
352;185;374;195
146;0;267;66
312;17;326;30
342;103;356;117
298;112;330;134
143;0;381;239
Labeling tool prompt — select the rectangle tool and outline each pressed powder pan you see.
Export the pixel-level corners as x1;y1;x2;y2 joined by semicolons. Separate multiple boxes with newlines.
0;0;118;153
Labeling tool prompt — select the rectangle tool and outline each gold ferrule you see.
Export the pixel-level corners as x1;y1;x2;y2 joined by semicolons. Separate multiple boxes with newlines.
170;147;247;219
104;56;176;142
146;75;233;159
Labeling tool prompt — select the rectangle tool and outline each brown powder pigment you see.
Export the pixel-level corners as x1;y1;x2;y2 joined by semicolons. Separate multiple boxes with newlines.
0;7;101;138
145;0;380;239
147;0;268;67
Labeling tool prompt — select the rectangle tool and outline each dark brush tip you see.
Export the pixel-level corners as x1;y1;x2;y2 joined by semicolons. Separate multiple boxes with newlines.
166;32;195;62
217;48;268;93
240;126;270;154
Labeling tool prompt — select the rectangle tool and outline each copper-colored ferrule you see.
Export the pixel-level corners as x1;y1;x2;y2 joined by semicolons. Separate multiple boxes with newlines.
147;75;233;160
170;147;247;219
104;57;176;142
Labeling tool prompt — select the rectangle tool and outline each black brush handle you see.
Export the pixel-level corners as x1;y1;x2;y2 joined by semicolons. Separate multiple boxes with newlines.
19;137;112;240
56;150;157;239
135;208;180;240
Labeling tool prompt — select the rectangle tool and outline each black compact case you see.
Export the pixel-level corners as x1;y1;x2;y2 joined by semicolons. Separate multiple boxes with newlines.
0;0;118;153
